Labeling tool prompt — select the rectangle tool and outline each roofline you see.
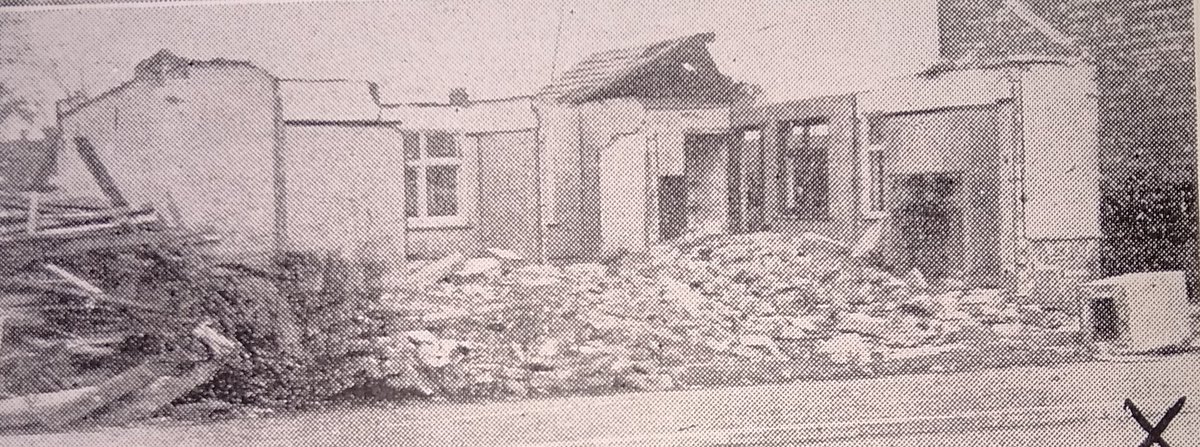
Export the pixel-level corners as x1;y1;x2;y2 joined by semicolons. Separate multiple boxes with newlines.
56;77;137;119
379;94;535;109
920;53;1086;78
57;50;269;119
283;119;404;127
547;31;717;105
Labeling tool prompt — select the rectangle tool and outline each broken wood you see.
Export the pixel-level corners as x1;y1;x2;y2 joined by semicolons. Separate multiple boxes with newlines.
191;322;242;358
25;191;39;235
73;137;130;210
89;362;221;426
35;360;177;429
0;193;108;214
44;264;105;296
0;386;96;429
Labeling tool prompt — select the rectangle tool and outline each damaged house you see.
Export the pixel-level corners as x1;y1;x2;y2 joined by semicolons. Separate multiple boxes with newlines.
49;31;1104;304
731;59;1101;304
534;32;749;259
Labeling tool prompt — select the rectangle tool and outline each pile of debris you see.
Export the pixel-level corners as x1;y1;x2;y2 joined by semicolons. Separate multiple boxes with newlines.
0;137;281;431
0;193;260;431
325;231;1089;401
0;138;1092;424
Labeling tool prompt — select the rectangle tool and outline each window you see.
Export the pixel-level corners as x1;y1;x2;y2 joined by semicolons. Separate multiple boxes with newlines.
860;114;887;218
403;130;467;227
779;119;831;219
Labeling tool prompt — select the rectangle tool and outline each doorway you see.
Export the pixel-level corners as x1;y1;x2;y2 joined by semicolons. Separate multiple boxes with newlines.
727;128;766;234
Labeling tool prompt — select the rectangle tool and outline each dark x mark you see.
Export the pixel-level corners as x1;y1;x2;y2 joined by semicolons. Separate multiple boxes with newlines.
1124;397;1186;447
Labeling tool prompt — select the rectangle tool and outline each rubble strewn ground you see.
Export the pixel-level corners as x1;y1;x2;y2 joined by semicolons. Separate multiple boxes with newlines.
0;212;1096;430
328;231;1091;403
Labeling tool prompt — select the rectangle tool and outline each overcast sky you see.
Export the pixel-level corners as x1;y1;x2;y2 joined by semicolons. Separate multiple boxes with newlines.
0;0;939;139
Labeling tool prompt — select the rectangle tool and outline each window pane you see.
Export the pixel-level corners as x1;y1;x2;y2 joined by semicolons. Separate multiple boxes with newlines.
426;165;459;217
404;166;420;217
426;131;458;158
403;132;421;160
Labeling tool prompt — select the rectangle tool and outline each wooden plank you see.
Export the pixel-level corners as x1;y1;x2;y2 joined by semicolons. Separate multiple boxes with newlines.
72;137;129;210
89;362;220;426
0;387;96;429
43;264;105;295
35;360;176;429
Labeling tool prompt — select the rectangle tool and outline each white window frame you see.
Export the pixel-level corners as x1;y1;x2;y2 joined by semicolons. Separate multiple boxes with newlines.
404;130;470;229
859;113;888;219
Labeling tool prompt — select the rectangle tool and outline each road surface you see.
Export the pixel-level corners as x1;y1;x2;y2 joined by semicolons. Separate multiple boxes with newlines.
2;353;1197;447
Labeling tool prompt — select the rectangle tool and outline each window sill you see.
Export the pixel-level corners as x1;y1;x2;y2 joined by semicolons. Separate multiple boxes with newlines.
407;217;471;231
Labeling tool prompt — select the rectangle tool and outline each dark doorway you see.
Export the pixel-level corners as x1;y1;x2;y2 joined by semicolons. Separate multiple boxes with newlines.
658;175;688;241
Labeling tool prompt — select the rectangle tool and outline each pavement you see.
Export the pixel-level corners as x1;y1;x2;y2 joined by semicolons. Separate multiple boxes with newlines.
2;353;1198;447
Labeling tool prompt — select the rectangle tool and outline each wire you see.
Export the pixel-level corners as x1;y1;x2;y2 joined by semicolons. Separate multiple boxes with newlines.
547;0;566;83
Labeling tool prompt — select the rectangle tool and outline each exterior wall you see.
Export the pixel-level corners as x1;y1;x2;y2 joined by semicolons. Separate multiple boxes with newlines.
1020;63;1102;240
56;64;279;256
730;94;862;243
535;102;600;261
402;133;479;259
940;0;1194;181
378;99;535;260
579;99;645;257
939;0;1197;295
1022;238;1101;308
474;129;541;259
281;124;406;263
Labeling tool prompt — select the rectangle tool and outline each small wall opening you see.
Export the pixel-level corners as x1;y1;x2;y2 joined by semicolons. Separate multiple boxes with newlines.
1089;295;1122;342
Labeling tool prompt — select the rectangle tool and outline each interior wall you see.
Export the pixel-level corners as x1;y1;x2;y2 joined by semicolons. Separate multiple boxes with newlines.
880;105;1003;285
683;134;730;234
599;132;650;256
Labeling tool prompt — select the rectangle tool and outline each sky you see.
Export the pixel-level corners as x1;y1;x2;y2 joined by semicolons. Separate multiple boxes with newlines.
0;0;939;140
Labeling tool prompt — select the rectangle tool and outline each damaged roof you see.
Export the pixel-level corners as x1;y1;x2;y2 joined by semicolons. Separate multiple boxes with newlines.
57;49;263;118
539;32;738;105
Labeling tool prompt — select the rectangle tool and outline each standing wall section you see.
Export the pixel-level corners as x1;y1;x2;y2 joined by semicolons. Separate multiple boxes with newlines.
281;124;407;264
56;64;280;257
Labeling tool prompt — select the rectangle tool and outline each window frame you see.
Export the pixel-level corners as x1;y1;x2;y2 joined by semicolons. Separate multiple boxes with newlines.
403;130;470;229
777;118;832;220
859;113;888;219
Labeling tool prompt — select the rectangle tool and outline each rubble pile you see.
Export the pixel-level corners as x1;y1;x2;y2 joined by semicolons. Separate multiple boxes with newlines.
0;195;275;430
0;136;1095;429
329;232;1089;401
0;209;1093;426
